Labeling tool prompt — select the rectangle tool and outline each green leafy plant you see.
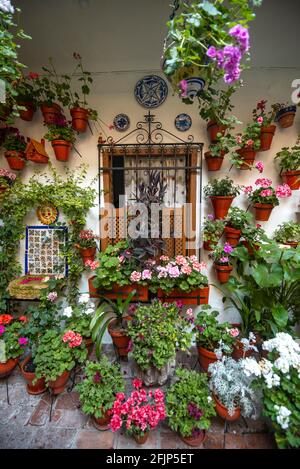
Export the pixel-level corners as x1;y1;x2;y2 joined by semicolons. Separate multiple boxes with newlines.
199;86;240;126
90;290;136;357
203;215;225;244
64;294;95;339
0;317;25;361
3;128;26;152
240;223;267;247
76;229;98;249
225;207;253;230
275;139;300;172
44;116;76;143
166;368;216;438
76;357;124;419
14;73;40;108
127;300;192;371
204;177;240;197
0;168;16;188
210;242;234;266
273;222;300;244
193;305;235;354
33;329;87;384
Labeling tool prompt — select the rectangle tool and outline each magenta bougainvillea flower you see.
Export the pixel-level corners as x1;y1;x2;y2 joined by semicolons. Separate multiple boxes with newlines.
19;338;28;346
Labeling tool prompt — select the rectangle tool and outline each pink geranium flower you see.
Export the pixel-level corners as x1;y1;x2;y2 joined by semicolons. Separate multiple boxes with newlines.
257;117;264;124
244;185;253;194
133;378;143;389
142;269;152;280
229;328;240;338
255;161;264;173
255;178;272;188
130;271;142;282
276;184;292;198
181;264;192;275
19;338;28;346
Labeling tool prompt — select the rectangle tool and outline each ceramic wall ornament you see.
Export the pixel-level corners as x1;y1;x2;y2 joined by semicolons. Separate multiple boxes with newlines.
175;113;192;132
134;75;168;109
36;203;59;225
113;114;130;132
185;77;205;100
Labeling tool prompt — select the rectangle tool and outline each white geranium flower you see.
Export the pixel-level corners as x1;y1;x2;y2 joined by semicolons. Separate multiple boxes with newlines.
84;307;95;316
274;405;291;430
0;0;14;14
79;293;90;304
242;358;261;377
64;306;73;317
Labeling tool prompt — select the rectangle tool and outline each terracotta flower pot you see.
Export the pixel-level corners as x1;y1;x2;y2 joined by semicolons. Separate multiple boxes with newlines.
108;318;131;357
213;394;241;422
41;103;62;125
179;430;206;447
197;346;218;373
277;106;296;129
0;358;18;379
260;125;276;151
80;246;96;264
283;241;298;249
85;337;94;356
214;263;233;284
224;226;241;247
242;240;260;256
48;370;71;395
237;148;257;170
253;203;274;221
20;356;46;395
70;107;89;133
51;140;72;162
157;286;210;306
133;432;149;445
92;411;111;431
88;277;149;301
281;170;300;190
5;150;26;171
18;101;36;122
204;151;224;171
203;240;215;251
232;340;255;360
207;121;227;143
210;196;234;220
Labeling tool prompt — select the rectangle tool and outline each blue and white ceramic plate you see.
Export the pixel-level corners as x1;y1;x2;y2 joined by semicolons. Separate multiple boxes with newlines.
134;75;168;109
113;114;130;132
185;77;205;100
175;113;192;132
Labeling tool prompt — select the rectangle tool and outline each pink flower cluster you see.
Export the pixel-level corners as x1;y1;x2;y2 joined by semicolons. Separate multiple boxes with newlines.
0;168;16;181
0;325;5;335
156;256;206;280
110;380;166;434
130;269;152;282
85;259;100;271
62;330;82;348
19;338;28;346
276;184;292;198
229;328;240;338
255;161;264;173
255;178;272;189
47;291;58;302
79;230;98;240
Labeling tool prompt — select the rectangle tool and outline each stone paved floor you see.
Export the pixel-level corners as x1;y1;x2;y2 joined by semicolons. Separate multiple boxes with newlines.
0;346;277;450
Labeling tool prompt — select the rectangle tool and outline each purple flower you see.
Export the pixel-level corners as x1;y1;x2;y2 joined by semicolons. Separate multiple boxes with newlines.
0;325;5;335
19;338;28;346
206;46;217;58
93;371;102;383
176;300;184;309
178;79;188;98
224;243;233;254
47;291;58;302
207;214;215;221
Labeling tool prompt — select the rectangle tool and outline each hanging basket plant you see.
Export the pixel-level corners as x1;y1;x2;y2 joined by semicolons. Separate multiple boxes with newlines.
252;100;277;151
274;103;297;129
44;116;76;162
275;139;300;191
228;121;262;170
2;127;27;171
204;177;241;219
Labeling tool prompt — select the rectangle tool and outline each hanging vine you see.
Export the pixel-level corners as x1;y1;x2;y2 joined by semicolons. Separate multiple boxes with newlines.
0;164;96;311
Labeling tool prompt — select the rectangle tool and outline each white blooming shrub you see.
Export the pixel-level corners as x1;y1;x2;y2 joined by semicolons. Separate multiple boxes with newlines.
208;357;261;418
242;333;300;449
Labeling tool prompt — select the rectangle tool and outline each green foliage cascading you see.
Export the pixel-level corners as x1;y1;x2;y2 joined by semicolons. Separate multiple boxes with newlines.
0;164;96;311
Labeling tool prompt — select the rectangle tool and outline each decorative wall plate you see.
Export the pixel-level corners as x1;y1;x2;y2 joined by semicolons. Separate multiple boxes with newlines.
36;203;59;225
185;77;205;100
134;75;168;109
113;114;130;132
175;114;192;132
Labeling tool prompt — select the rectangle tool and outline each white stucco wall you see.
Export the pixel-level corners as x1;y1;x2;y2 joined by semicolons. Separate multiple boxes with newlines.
1;0;300;328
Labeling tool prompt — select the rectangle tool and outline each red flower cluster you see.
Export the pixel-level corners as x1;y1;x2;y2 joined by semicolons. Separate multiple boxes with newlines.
79;230;98;240
0;314;13;325
110;379;166;435
62;330;82;348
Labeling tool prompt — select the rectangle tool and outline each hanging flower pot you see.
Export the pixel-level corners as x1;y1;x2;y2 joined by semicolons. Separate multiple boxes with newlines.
197;346;218;373
157;286;210;306
79;246;96;263
20;356;46;395
0;358;18;379
70;107;89;133
210;196;234;219
283;241;298;248
92;410;111;431
237;147;257;170
281;170;300;190
204;151;224;171
179;430;206;447
48;370;71;395
213;394;241;422
133;432;150;445
203;240;215;251
5;150;26;171
214;263;233;284
51;140;72;162
276;106;296;129
224;226;241;247
253;203;274;221
41;103;62;125
207;121;227;143
242;240;260;256
260;125;276;151
18;101;36;122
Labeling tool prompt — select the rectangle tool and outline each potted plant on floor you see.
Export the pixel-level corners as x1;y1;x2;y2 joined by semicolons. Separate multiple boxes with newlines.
209;356;260;422
202;215;225;251
150;255;209;305
33;329;87;395
90;240;149;301
246;178;292;221
191;305;236;372
275;139;300;190
204;177;241;219
44;115;76;162
63;294;95;355
75;229;99;264
76;357;124;431
243;333;300;449
210;243;235;284
229;122;262;170
3;128;27;170
224;207;253;247
0;315;27;378
166;368;216;447
273;102;297;129
273;222;300;249
110;378;166;445
252;100;277;151
127;300;192;386
0;168;16;196
90;290;136;358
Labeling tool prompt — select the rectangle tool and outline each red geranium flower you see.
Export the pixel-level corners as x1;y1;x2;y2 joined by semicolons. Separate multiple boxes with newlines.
0;314;13;325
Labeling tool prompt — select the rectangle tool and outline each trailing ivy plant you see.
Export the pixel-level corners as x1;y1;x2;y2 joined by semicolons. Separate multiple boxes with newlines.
0;164;96;310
